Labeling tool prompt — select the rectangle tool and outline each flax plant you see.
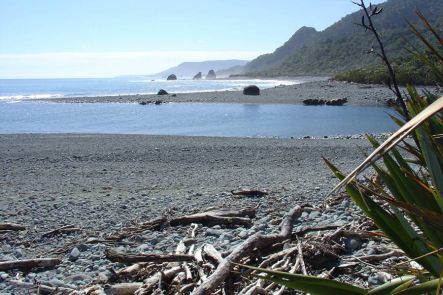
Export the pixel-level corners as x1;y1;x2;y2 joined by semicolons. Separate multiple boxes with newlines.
241;11;443;295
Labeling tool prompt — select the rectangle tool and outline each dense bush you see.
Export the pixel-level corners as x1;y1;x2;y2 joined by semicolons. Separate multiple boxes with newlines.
335;56;443;85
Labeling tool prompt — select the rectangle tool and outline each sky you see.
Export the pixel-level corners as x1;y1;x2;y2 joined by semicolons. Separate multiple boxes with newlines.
0;0;385;79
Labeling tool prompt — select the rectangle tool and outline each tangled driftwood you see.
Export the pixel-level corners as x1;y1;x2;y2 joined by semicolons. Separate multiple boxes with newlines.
6;196;407;294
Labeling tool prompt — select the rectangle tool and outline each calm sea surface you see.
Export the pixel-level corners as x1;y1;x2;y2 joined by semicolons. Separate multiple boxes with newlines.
0;77;311;100
0;102;397;138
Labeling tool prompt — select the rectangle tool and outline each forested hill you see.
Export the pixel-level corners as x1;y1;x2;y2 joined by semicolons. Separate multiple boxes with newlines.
242;0;443;77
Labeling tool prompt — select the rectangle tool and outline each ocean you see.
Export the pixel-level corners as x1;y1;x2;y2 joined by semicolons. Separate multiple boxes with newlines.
0;76;397;138
0;77;313;101
0;102;396;138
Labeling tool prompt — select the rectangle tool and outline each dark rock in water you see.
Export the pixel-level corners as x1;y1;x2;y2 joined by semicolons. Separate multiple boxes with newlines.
206;70;216;80
166;74;177;80
303;98;347;106
325;98;348;106
302;99;325;105
154;100;162;105
193;72;202;80
243;85;260;96
157;89;168;95
139;101;147;105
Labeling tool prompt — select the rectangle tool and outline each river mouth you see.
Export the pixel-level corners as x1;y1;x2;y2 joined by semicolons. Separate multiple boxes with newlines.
0;102;397;138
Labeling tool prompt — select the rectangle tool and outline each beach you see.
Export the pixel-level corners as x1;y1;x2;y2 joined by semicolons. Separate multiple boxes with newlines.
0;80;426;292
0;134;372;230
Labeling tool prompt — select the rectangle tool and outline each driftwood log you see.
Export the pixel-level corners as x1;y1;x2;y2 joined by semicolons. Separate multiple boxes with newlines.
105;249;195;264
231;189;268;198
0;258;61;271
0;223;26;231
169;208;256;227
41;225;81;238
107;216;167;242
9;280;74;294
191;205;302;295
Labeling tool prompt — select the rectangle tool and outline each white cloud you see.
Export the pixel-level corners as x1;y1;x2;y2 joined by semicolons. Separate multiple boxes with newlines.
0;51;264;78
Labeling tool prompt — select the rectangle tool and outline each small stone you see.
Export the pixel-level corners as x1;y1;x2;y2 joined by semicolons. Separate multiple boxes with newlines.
98;272;109;282
26;272;36;280
206;229;223;237
77;244;89;252
13;248;24;258
219;233;234;241
368;272;393;286
69;247;81;262
345;238;362;251
137;244;151;252
238;231;248;239
65;273;93;284
309;211;321;219
49;278;65;287
0;272;9;281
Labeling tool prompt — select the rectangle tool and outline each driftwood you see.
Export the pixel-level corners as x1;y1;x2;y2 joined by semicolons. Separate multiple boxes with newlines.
329;229;385;241
346;250;404;263
0;258;61;271
107;216;167;242
0;223;26;231
9;280;75;294
34;197;410;294
135;266;182;295
107;208;255;243
170;208;255;227
81;283;144;295
41;225;81;238
191;205;302;295
103;283;144;295
105;249;195;264
293;225;340;237
202;244;223;265
231;189;268;198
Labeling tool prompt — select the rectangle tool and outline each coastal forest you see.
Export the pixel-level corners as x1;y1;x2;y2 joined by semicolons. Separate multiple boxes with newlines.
238;0;443;84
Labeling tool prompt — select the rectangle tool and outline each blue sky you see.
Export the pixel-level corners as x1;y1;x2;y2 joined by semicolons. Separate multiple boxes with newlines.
0;0;384;78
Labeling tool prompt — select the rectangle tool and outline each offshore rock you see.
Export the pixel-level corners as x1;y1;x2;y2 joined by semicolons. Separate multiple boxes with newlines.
243;85;260;96
193;72;202;80
206;70;216;79
166;74;177;80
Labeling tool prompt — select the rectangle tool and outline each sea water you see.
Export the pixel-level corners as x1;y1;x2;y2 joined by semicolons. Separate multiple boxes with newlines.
0;102;397;138
0;77;312;101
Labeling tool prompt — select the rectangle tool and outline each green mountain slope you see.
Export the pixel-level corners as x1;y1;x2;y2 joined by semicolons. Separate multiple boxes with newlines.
242;0;443;77
244;26;319;73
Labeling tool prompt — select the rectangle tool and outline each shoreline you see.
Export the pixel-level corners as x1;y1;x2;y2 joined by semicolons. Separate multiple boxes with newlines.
30;80;406;106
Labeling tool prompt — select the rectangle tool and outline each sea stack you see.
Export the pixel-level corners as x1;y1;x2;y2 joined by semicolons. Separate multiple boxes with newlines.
167;74;177;80
193;72;202;80
157;89;168;95
206;70;216;80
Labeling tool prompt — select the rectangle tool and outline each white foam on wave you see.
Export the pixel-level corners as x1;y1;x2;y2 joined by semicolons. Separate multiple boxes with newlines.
0;93;64;101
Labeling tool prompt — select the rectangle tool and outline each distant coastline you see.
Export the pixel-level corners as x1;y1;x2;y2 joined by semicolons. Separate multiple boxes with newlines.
0;76;314;102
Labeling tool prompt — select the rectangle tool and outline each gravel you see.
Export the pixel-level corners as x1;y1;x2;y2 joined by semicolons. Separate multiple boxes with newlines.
0;134;403;293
